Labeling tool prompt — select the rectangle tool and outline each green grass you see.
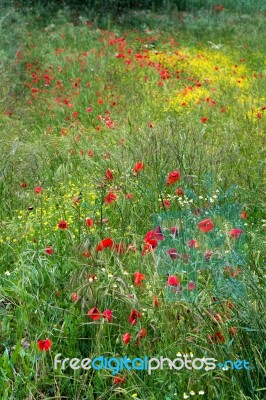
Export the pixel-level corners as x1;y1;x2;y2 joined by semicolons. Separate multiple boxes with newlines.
0;1;265;399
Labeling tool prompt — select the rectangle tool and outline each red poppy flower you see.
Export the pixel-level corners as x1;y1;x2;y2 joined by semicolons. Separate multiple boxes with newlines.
138;327;147;339
125;193;134;200
45;246;53;255
166;170;180;185
213;4;225;12
229;327;237;335
198;218;214;232
134;272;145;286
141;242;150;255
201;117;208;123
208;333;215;343
21;182;27;188
154;226;164;241
240;211;247;219
188;281;196;290
142;238;158;254
122;332;131;345
113;376;126;385
209;331;225;344
129;309;141;325
71;292;79;302
96;238;113;251
82;249;92;257
231;267;241;278
162;199;171;208
105;168;114;180
205;250;212;261
144;230;155;242
4;110;13;116
142;231;158;254
87;149;94;156
133;162;144;175
167;275;180;286
86;107;93;112
152;295;159;307
187;239;199;248
102;309;113;322
73;196;80;204
35;186;43;194
167;248;178;260
104;191;117;204
86;217;94;227
170;226;179;237
57;220;68;229
230;228;243;238
87;307;101;320
175;187;184;196
37;338;52;351
213;313;223;323
224;266;232;274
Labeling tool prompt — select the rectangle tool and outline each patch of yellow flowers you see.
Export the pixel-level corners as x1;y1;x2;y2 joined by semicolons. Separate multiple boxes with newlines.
148;46;257;115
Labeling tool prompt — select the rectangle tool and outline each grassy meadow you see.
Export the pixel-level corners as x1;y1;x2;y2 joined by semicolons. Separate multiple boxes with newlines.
0;1;265;399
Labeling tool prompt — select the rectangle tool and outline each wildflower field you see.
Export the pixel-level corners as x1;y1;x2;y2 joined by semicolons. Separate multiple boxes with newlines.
0;1;265;399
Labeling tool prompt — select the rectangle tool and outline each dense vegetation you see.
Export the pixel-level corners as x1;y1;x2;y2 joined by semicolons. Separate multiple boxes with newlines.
0;1;265;399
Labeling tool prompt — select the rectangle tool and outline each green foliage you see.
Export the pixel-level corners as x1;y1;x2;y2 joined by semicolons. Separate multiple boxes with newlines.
0;1;265;399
